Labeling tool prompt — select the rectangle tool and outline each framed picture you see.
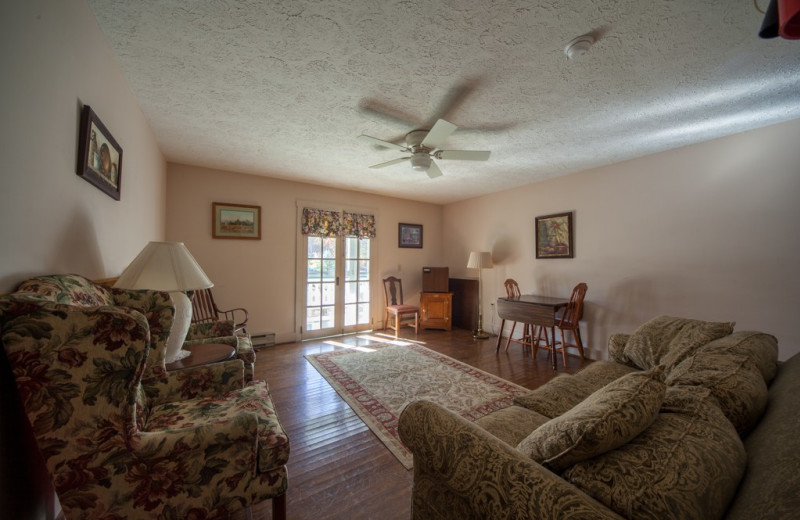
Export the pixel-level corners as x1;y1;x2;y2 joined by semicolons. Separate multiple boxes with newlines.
76;105;123;200
212;202;261;239
535;212;573;258
398;223;423;248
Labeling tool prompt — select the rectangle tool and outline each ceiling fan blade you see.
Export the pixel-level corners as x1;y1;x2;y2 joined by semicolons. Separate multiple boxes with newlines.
369;157;410;169
421;119;457;149
437;150;491;161
358;134;407;151
426;160;444;179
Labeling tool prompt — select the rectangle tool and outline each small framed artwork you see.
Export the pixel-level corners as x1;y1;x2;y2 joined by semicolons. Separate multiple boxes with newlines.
212;202;261;239
398;223;423;248
76;105;123;200
535;212;574;258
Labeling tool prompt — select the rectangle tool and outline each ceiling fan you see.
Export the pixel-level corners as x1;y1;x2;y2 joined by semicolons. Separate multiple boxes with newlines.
357;119;491;179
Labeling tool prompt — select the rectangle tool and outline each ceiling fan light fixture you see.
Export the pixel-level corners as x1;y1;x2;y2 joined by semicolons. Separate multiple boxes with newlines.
410;153;432;171
565;34;595;59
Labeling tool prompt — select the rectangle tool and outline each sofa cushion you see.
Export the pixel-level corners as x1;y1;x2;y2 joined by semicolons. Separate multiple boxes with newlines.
513;374;597;418
666;333;776;436
563;386;746;520
475;405;550;447
620;315;734;370
516;367;665;472
571;360;639;388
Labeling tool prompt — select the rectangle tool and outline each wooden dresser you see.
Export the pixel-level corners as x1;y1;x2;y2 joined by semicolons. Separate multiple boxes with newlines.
419;292;453;331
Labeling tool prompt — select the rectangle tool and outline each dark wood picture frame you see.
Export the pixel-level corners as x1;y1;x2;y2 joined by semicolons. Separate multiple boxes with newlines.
212;202;262;239
398;223;423;248
77;105;123;200
535;212;574;258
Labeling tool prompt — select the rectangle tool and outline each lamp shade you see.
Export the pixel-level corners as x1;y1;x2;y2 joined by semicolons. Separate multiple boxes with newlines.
114;241;213;291
466;251;493;269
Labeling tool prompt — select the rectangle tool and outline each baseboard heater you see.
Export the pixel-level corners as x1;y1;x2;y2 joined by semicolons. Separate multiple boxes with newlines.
250;332;276;349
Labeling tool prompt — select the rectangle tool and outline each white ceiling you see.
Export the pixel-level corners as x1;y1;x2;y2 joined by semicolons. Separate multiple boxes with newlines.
87;0;800;205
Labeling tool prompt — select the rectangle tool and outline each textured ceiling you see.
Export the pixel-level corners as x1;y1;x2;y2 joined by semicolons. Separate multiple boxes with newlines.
87;0;800;205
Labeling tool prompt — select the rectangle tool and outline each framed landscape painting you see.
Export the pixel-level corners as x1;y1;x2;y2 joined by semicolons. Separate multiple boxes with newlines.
212;202;261;239
535;212;573;258
76;105;123;200
398;223;423;248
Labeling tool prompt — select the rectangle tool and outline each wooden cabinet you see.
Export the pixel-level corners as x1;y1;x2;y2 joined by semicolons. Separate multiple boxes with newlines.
420;292;453;331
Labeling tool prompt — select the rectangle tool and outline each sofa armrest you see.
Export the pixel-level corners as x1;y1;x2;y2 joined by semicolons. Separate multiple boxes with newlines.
398;400;624;520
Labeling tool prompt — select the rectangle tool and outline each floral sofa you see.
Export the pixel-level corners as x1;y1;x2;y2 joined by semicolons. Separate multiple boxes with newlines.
0;274;289;520
399;315;800;520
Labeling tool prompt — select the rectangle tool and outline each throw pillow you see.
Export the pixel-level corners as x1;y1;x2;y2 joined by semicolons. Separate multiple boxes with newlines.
621;315;734;371
517;367;666;472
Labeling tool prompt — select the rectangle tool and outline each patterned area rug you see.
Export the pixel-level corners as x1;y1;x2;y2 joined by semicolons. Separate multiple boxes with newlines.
305;341;528;469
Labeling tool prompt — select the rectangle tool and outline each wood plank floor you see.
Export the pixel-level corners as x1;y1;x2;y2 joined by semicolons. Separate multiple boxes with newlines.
238;328;591;520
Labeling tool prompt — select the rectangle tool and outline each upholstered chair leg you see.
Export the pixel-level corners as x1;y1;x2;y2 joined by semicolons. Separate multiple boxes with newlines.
272;493;287;520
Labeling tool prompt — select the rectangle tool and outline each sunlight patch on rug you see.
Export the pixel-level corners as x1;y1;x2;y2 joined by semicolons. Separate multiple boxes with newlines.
305;342;528;469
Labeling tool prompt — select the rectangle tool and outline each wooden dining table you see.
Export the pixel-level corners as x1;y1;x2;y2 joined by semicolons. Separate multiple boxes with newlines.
495;294;569;370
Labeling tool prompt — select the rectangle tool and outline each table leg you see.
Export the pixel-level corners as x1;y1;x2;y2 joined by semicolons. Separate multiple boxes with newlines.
495;320;506;352
549;326;558;371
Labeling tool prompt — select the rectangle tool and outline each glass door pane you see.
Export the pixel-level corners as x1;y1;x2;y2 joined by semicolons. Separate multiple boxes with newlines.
305;236;337;333
302;234;372;337
343;237;371;328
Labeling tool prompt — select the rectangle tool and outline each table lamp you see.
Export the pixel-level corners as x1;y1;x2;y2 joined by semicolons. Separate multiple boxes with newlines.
114;241;213;363
467;251;493;339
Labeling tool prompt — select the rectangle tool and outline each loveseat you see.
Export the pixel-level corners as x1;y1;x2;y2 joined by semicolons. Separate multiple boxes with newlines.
0;274;289;519
398;316;800;519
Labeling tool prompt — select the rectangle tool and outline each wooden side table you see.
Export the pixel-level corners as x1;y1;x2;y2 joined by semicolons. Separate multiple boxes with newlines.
420;292;453;331
165;343;236;371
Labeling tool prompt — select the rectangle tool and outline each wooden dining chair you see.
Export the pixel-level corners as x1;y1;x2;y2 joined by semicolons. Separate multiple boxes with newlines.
382;276;419;338
503;279;533;353
190;287;249;334
536;282;588;367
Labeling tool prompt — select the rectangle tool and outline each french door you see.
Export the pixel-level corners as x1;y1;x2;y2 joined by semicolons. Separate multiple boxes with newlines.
302;234;372;338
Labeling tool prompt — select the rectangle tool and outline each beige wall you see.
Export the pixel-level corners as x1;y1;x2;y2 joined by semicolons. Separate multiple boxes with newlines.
444;118;800;361
0;2;166;519
166;163;443;342
0;0;167;293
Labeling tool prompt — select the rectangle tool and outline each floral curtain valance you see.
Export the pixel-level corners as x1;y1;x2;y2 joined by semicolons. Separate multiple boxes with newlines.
302;208;376;238
342;211;376;238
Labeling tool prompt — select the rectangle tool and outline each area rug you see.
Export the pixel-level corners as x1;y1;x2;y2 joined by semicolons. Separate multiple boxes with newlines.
305;341;528;469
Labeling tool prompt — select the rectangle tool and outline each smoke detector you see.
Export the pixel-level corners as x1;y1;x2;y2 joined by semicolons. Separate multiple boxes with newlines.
565;34;595;59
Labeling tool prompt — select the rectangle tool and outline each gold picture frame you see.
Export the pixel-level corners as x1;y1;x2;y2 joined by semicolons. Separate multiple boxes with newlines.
212;202;261;240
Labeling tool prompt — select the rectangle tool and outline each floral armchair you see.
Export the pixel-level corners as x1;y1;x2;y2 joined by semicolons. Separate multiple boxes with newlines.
0;274;289;520
14;274;257;383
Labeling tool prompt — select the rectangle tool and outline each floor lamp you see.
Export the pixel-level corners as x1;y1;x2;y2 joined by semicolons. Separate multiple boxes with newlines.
467;251;493;339
114;241;213;363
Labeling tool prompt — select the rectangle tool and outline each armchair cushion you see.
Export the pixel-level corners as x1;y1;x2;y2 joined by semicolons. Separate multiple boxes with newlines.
146;381;290;472
517;368;665;471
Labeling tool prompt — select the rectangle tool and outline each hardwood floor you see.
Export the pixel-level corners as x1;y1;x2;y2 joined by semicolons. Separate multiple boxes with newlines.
240;328;590;520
